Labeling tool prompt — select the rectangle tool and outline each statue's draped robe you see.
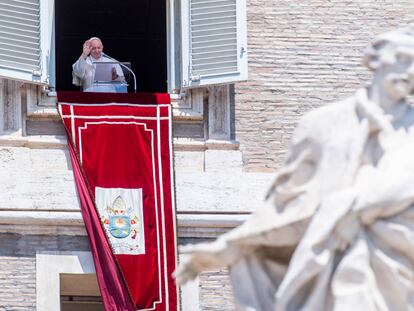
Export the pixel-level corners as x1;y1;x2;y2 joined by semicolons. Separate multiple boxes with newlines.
180;89;414;311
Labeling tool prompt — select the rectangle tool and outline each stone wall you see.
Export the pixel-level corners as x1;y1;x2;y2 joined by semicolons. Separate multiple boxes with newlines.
0;234;90;311
199;269;234;311
236;0;414;171
0;234;235;310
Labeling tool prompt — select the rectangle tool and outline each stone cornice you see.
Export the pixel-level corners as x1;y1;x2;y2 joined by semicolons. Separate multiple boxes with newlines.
0;211;249;238
0;134;240;151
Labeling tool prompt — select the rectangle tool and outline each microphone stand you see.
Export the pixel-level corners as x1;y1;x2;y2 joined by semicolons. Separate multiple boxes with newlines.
102;52;137;93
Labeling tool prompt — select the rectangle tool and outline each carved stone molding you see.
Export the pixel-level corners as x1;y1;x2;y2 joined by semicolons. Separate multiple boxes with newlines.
172;88;205;121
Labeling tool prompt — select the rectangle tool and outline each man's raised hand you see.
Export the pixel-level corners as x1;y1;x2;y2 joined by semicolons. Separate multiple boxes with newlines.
81;40;92;59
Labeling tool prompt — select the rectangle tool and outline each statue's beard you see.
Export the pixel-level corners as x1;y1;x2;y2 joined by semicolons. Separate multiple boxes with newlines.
383;73;414;100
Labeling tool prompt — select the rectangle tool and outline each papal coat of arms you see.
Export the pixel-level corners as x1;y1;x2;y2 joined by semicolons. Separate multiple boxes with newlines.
95;187;145;255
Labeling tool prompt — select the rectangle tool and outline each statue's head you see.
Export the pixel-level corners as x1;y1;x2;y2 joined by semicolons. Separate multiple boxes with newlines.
363;25;414;100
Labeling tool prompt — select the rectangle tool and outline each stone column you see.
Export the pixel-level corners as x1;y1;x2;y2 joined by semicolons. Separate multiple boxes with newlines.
207;84;231;141
3;79;23;134
0;78;4;133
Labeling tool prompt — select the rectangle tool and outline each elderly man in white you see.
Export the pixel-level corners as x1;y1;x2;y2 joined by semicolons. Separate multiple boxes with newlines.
175;25;414;311
72;37;124;92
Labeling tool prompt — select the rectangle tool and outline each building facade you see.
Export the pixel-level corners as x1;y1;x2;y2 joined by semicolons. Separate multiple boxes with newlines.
0;0;414;310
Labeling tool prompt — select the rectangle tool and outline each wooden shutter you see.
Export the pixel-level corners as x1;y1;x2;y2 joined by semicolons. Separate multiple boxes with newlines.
181;0;247;88
0;0;52;85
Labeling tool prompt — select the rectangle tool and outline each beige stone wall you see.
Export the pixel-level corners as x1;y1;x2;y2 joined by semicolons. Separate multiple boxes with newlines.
0;234;90;311
199;269;234;311
235;0;414;171
0;234;235;310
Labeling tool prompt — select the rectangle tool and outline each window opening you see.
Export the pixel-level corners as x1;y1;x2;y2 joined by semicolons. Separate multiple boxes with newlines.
55;0;167;92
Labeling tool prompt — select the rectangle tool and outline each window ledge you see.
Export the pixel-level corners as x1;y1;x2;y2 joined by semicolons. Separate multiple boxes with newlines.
0;134;67;149
174;138;239;151
0;134;239;151
35;94;203;121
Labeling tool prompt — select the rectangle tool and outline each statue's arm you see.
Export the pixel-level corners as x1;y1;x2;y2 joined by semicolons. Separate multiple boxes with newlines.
175;118;323;284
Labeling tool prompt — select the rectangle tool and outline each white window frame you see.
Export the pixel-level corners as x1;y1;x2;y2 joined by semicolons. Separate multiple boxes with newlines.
36;251;199;311
39;0;55;88
179;0;248;89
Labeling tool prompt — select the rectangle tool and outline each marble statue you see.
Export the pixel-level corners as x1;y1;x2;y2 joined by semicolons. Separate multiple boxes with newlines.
175;25;414;311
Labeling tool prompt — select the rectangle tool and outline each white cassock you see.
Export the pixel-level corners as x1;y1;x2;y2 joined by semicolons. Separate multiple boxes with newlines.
72;55;124;92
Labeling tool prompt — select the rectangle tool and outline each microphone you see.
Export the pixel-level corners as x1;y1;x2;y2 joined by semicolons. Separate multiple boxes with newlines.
102;52;137;93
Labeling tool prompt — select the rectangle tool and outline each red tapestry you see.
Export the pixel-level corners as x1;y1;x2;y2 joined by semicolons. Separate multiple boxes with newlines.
58;92;178;311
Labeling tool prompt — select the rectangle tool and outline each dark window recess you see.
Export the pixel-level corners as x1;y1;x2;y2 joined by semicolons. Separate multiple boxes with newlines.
55;0;167;93
61;296;104;311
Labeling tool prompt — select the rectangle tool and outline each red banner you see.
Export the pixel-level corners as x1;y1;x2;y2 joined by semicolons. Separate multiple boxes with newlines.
58;92;178;311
